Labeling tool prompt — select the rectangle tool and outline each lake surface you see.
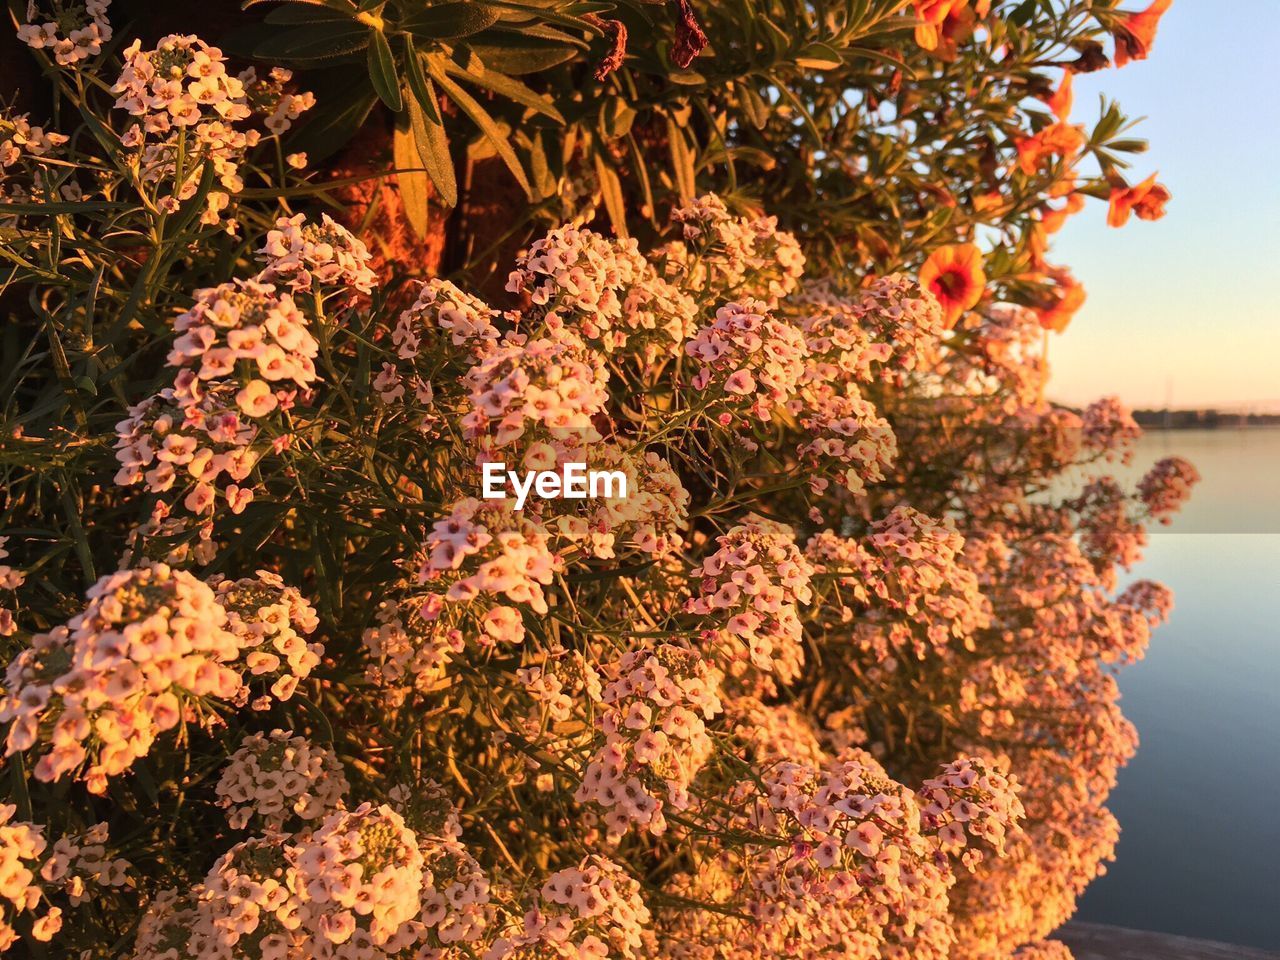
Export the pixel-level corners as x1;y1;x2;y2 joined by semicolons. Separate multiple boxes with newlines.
1068;428;1280;950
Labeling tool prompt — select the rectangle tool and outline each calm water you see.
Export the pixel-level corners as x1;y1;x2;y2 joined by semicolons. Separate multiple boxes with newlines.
1068;428;1280;949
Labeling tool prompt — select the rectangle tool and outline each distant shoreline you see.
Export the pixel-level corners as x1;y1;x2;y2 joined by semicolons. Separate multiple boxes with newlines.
1131;410;1280;430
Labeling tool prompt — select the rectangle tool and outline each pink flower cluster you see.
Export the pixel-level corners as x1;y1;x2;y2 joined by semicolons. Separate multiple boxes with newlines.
577;645;722;837
506;225;696;358
168;278;318;403
0;537;24;638
258;213;377;298
0;110;68;205
375;279;500;420
16;0;112;66
0;564;241;792
664;193;805;306
240;67;317;136
137;789;492;960
216;730;349;831
486;855;650;960
1137;456;1200;522
113;385;263;516
806;506;991;660
295;803;426;950
111;35;310;226
719;756;957;960
462;330;609;458
537;445;690;561
191;836;303;958
919;757;1025;867
0;563;319;793
796;387;897;497
797;274;945;384
362;599;464;702
114;275;323;520
210;570;323;706
419;498;558;631
0;811;129;950
517;647;603;732
1080;396;1142;463
687;519;814;689
686;300;809;427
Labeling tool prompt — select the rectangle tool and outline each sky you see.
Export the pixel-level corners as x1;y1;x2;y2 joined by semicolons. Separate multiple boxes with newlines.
1043;0;1280;411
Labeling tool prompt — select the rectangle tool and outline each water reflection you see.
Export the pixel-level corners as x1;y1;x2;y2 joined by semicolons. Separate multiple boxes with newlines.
1068;428;1280;949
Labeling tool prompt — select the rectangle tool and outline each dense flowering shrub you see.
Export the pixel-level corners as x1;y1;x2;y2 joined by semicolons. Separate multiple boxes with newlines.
0;4;1191;959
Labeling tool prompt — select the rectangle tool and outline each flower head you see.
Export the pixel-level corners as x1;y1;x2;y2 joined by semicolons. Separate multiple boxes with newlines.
1107;172;1171;227
1113;0;1173;67
919;243;986;329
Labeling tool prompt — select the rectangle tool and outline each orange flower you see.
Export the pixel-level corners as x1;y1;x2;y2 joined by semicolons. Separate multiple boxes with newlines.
913;0;959;51
1040;193;1085;235
920;243;986;329
1036;269;1086;333
1015;122;1085;175
937;0;991;59
1114;0;1173;67
1045;71;1073;121
1107;172;1171;227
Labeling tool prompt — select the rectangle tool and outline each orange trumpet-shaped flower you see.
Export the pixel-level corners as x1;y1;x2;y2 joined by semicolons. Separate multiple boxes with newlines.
1015;122;1085;175
1107;173;1171;227
920;243;986;329
1113;0;1173;67
913;0;961;51
1036;269;1086;333
1046;71;1073;121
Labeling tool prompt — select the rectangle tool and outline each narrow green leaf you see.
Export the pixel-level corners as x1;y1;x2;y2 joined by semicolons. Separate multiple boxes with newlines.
368;29;403;112
592;151;628;238
404;38;442;124
464;38;578;74
409;91;458;207
253;22;368;62
529;129;557;200
795;41;843;69
428;59;532;198
444;56;565;123
401;1;502;39
393;117;430;239
666;115;696;201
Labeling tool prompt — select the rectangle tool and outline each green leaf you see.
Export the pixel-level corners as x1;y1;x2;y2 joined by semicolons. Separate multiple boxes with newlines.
1107;138;1148;154
737;82;771;129
794;41;844;69
592;152;627;238
427;57;532;198
394;117;430;239
666;115;696;201
401;1;502;39
368;29;403;112
444;55;565;123
598;98;635;140
528;129;557;200
409;90;458;207
404;38;442;124
252;22;369;63
464;37;578;74
264;3;356;25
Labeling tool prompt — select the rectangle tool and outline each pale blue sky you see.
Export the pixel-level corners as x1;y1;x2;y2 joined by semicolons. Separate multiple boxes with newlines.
1046;0;1279;410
